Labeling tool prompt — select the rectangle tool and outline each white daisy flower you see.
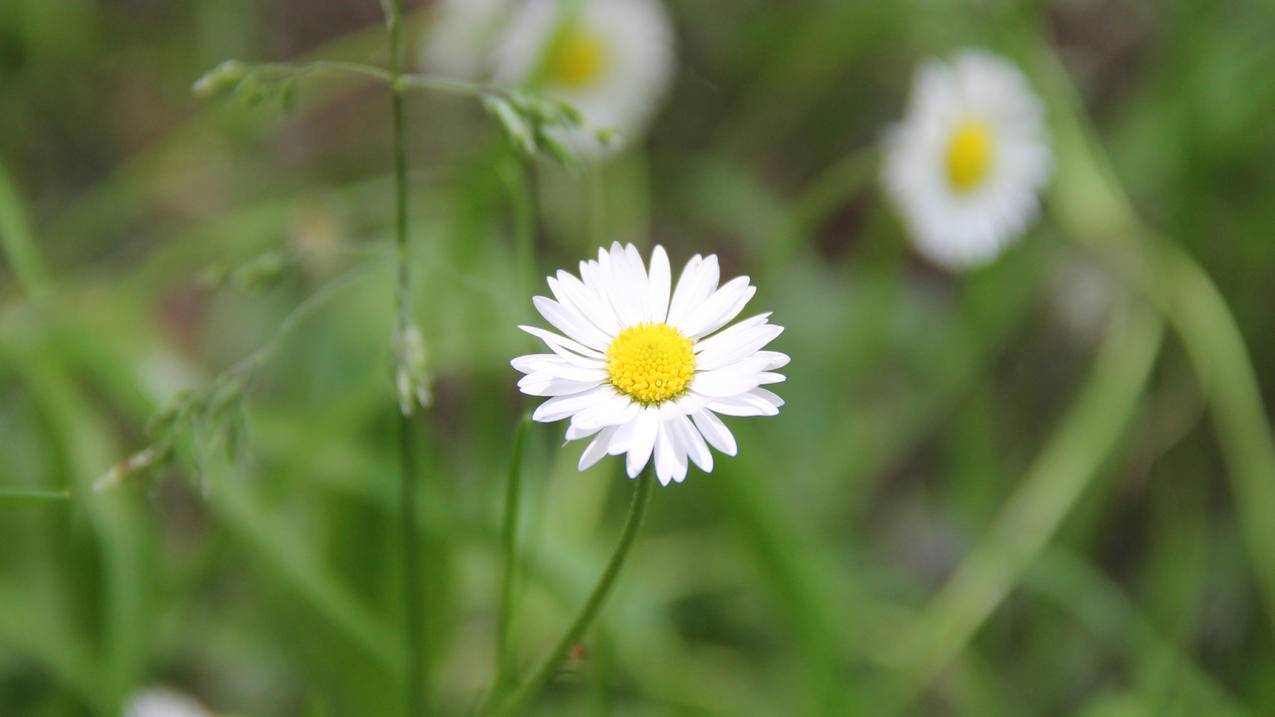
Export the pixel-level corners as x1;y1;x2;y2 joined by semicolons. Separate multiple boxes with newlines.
420;0;513;81
883;50;1052;269
512;243;788;486
124;687;213;717
492;0;676;157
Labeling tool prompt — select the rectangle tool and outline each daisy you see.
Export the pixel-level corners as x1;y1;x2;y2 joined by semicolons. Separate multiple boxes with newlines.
124;687;213;717
883;50;1052;269
420;0;512;81
492;0;675;156
512;243;788;485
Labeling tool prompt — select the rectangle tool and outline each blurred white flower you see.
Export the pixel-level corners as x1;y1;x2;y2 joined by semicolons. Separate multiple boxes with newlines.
124;687;213;717
513;243;788;485
883;50;1052;269
493;0;676;157
419;0;513;80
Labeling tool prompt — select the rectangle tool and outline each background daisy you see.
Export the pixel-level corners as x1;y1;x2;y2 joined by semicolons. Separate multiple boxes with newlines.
493;0;676;157
419;0;512;81
513;243;787;485
883;50;1052;269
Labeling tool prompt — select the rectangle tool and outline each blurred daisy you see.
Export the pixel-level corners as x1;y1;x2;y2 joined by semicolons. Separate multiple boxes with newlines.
124;687;213;717
493;0;675;156
513;243;788;485
883;50;1051;269
420;0;512;80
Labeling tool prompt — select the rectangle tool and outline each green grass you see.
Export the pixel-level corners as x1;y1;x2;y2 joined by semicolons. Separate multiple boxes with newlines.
2;1;1275;715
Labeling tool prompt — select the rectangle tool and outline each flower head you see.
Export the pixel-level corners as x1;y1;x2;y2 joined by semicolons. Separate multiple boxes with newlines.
883;50;1052;269
494;0;675;157
124;687;212;717
513;244;788;485
420;0;513;80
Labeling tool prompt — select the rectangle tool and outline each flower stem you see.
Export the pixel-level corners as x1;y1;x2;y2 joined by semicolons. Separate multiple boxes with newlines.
1033;41;1275;636
488;472;654;717
385;0;425;714
0;161;50;297
0;488;70;503
885;301;1164;711
499;159;537;304
493;416;532;697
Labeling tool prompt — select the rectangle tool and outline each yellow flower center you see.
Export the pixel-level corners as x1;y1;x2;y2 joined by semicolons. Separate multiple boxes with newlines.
547;28;608;89
945;119;996;193
606;323;695;405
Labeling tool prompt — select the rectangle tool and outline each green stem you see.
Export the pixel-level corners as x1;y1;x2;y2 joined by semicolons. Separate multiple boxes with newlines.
205;59;505;100
500;159;537;304
1033;42;1275;635
493;417;531;697
0;488;71;503
888;301;1164;710
489;472;654;717
385;0;425;714
0;161;50;296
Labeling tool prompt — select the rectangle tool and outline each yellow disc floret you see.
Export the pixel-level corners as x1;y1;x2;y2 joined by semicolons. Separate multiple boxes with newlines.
945;119;996;193
548;28;609;89
606;323;695;405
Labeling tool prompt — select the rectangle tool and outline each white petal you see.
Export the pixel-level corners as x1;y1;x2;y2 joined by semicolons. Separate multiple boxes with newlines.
578;425;619;471
757;351;791;370
566;422;602;441
672;413;712;473
653;420;687;486
757;372;786;385
624;243;649;288
690;355;772;397
695;323;783;372
602;244;644;327
511;354;609;382
692;409;737;457
518;373;603;397
579;260;621;325
550;271;622;336
667;254;719;328
607;415;639;455
532;385;615;423
693;313;771;353
646;245;671;324
752;388;785;407
678;277;756;339
673;392;710;415
519;325;605;362
625;407;659;478
533;296;611;350
570;394;640;432
707;390;781;417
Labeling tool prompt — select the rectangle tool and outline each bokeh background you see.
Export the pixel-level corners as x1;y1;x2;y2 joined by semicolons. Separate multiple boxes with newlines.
3;1;1275;715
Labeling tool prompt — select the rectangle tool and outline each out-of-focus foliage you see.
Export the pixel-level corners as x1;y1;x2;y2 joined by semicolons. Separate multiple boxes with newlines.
2;1;1275;715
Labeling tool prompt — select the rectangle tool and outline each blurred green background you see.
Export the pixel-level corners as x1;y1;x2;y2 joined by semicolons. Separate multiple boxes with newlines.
3;1;1275;715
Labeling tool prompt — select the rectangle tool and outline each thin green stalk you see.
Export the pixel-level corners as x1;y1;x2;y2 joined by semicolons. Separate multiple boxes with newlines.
0;488;71;502
887;301;1164;710
489;472;654;717
500;160;537;303
398;407;425;716
0;161;50;296
1032;42;1275;635
198;59;505;100
385;0;426;714
493;416;532;698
